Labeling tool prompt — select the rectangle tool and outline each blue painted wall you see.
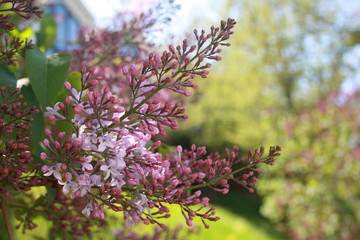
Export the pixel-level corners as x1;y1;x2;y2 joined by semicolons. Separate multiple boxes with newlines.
45;3;80;53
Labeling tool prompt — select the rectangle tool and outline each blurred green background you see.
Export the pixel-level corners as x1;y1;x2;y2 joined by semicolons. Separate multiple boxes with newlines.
165;0;360;239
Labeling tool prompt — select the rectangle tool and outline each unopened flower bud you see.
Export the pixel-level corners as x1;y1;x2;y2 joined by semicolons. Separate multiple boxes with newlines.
164;76;172;83
40;152;47;160
90;67;96;73
64;81;71;90
73;104;84;114
169;45;175;54
64;172;71;181
112;117;120;124
139;75;146;82
41;165;48;172
184;90;192;96
43;139;50;147
2;167;9;174
176;145;182;153
54;141;61;149
90;79;98;86
221;188;229;194
170;62;178;69
58;102;65;110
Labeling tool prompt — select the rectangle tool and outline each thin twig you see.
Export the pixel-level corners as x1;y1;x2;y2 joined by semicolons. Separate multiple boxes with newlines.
1;198;15;240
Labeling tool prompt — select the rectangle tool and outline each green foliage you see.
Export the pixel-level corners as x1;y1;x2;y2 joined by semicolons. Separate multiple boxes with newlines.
257;95;360;239
158;143;176;155
54;71;81;104
25;46;72;109
177;56;276;150
20;45;72;160
53;71;81;133
174;0;353;151
18;79;44;159
10;27;33;42
93;204;287;240
9;204;287;240
0;64;17;88
36;14;57;51
169;1;360;239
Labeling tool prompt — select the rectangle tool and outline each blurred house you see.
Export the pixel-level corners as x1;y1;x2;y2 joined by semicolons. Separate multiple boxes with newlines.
42;0;94;52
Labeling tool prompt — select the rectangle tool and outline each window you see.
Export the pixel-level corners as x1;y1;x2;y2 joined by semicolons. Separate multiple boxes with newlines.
45;3;80;53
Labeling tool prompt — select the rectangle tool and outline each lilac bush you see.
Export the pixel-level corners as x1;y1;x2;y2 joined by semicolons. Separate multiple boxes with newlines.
0;2;280;239
258;90;360;240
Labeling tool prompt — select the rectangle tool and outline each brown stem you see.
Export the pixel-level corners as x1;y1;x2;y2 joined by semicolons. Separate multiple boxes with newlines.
183;162;259;192
1;198;15;240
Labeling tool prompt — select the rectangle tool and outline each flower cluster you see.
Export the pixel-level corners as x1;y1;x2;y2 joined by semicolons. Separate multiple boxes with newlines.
0;87;39;197
0;0;43;65
0;35;32;65
0;0;43;20
0;1;281;238
0;13;14;32
45;192;107;238
71;1;179;96
40;18;281;233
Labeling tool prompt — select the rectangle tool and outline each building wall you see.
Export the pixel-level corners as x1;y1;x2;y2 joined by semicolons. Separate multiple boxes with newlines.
43;0;94;53
46;3;79;52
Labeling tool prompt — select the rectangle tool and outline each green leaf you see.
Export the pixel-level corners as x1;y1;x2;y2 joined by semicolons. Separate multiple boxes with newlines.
46;187;57;208
10;27;33;42
18;79;44;163
46;52;72;105
158;143;176;154
67;71;82;91
53;71;81;134
33;194;47;207
145;140;154;149
25;46;47;106
25;46;72;109
56;71;82;104
0;64;17;89
36;14;57;51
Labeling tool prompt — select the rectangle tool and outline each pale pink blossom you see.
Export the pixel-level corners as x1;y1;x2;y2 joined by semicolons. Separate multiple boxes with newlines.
81;156;94;172
45;102;65;120
42;163;62;180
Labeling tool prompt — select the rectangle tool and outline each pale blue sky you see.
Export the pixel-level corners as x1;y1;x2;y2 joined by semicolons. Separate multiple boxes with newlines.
80;0;122;26
80;0;360;35
80;0;218;35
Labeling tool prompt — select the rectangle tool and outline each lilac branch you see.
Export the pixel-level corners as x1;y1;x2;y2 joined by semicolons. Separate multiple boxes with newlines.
1;199;14;240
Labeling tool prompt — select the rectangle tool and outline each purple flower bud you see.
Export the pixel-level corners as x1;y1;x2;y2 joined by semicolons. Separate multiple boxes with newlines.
43;139;50;147
41;165;48;172
64;81;71;90
40;152;47;160
44;128;51;136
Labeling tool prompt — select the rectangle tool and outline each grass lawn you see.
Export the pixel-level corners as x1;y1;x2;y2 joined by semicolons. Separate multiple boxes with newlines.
91;203;289;240
1;186;289;239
